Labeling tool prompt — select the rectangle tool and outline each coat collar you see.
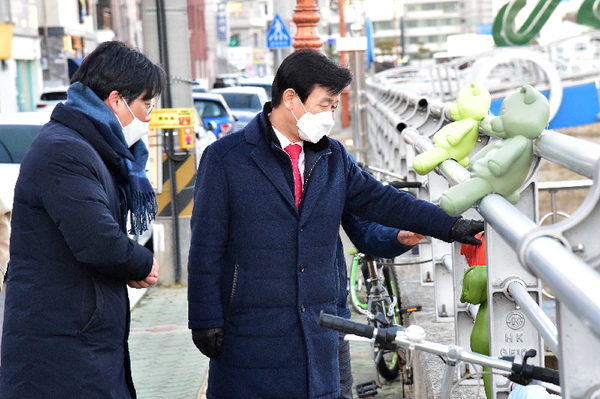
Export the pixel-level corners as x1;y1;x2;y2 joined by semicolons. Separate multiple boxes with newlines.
245;102;333;219
249;102;332;153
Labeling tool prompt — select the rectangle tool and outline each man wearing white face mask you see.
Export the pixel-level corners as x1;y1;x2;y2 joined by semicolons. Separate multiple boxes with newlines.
188;49;484;399
1;41;165;399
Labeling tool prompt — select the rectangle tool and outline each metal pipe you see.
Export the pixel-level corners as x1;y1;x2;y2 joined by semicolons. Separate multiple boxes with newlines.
442;254;452;272
522;237;600;341
535;130;600;179
508;281;559;356
480;194;538;249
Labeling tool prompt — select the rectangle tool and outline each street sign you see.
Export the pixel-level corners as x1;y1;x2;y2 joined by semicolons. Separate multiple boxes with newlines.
149;108;195;129
217;2;229;42
267;14;291;49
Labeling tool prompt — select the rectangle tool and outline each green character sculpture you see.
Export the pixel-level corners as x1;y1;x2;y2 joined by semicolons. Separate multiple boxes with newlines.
440;85;550;217
413;82;491;175
460;264;491;399
459;233;490;398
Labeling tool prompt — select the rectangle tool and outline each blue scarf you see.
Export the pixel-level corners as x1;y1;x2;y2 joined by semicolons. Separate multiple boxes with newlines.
64;82;157;235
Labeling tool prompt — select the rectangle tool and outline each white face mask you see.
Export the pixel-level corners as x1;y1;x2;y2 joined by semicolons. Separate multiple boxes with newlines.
117;97;150;147
290;96;335;143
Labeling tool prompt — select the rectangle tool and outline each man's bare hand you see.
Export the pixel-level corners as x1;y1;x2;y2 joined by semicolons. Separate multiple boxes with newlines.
397;230;425;247
127;258;160;289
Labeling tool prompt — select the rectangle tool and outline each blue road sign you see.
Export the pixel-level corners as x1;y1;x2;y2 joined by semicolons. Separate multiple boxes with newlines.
267;14;291;49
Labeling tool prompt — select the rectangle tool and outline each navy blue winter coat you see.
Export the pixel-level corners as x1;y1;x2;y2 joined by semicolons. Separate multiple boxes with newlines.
0;104;153;398
187;103;459;399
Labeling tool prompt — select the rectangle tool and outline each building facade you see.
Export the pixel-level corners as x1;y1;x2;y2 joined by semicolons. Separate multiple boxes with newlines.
0;0;42;112
0;0;143;113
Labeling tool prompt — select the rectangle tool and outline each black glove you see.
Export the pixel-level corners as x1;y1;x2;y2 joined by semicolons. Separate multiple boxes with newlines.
192;328;224;359
449;218;484;246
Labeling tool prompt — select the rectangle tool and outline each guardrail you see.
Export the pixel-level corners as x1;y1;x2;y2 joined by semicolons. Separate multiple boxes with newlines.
364;78;600;398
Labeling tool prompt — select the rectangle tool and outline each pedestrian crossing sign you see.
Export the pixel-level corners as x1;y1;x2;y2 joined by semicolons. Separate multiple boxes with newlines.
267;14;291;49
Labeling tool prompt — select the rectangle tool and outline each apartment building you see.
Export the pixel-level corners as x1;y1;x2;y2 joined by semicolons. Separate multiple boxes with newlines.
402;0;493;59
320;0;494;63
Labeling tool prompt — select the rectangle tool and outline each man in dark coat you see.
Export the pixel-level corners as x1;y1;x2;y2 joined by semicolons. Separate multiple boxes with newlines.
188;49;483;399
0;41;165;399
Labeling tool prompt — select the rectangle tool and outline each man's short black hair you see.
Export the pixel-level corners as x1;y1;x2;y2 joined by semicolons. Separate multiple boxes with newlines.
70;41;166;103
271;49;353;107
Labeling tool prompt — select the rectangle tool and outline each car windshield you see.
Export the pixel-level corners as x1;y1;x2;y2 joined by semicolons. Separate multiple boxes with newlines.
0;124;42;163
220;93;262;111
194;99;228;118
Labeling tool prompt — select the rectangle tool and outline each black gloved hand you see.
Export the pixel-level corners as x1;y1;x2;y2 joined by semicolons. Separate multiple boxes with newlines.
449;218;484;246
192;328;224;359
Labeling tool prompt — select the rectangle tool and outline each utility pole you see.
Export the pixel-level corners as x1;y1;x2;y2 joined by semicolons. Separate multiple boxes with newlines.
142;0;194;286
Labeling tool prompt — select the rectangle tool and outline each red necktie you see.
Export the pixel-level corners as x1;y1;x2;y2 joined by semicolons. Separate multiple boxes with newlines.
284;144;302;208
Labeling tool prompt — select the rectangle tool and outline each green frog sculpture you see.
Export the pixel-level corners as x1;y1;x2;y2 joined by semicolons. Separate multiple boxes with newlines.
413;82;491;176
440;85;550;217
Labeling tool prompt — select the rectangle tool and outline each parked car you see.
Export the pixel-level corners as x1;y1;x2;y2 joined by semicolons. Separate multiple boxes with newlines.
192;79;207;93
238;76;274;100
215;73;242;88
36;87;68;113
193;92;235;139
191;108;216;168
0;112;50;209
0;111;155;250
210;86;268;131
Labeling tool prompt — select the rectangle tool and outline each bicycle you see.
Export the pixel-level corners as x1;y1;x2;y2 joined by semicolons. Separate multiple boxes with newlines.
347;248;422;393
318;312;561;399
347;166;424;392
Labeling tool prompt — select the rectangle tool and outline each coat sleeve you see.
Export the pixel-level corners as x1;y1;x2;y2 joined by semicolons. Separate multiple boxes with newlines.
35;139;152;282
339;144;459;241
187;144;229;330
341;211;411;259
0;197;10;280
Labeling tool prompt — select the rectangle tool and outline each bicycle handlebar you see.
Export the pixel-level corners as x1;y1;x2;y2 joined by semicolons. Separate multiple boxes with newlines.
357;162;405;181
388;180;422;189
317;311;560;387
318;311;400;347
355;162;421;189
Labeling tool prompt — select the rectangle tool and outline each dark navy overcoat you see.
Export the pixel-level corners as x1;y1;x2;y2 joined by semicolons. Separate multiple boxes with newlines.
0;105;153;398
187;103;458;399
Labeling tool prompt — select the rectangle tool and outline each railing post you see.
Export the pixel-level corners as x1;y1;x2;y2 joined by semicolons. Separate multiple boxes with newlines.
485;180;545;399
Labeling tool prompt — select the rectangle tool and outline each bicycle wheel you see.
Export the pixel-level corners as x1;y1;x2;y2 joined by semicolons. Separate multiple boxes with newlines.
349;256;370;313
376;263;401;381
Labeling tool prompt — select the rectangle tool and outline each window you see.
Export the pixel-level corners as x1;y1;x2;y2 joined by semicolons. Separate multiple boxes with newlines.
443;2;458;11
374;21;394;32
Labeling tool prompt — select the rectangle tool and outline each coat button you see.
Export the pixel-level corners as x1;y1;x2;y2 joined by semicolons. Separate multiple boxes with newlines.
300;264;305;272
301;304;305;312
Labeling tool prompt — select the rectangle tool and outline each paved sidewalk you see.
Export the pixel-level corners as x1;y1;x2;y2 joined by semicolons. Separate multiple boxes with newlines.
129;285;208;399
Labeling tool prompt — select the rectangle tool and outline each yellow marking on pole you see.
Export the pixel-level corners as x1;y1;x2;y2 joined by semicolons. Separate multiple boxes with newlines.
156;153;197;217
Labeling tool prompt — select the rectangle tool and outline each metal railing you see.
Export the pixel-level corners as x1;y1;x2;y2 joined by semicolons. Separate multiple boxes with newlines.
364;75;600;398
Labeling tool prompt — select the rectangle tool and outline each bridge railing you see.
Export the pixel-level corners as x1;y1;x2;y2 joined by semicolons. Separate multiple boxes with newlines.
364;78;600;398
